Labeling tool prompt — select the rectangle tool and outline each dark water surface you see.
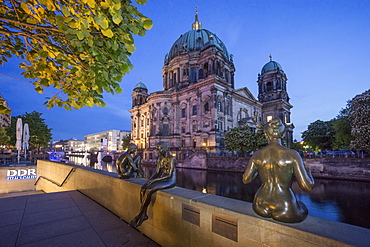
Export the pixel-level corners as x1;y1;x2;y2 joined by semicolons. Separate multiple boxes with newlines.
142;166;370;229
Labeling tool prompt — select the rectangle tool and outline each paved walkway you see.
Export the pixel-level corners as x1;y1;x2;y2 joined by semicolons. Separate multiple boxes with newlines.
0;190;160;247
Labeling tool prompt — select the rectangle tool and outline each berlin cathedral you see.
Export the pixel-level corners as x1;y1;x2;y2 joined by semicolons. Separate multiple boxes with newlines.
130;12;294;162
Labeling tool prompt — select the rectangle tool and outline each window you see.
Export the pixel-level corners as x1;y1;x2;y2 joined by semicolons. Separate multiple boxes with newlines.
204;102;209;113
163;108;168;115
266;81;273;91
218;121;223;130
181;127;185;133
181;140;185;147
162;124;169;136
192;105;197;115
267;115;273;122
193;139;197;148
192;124;197;132
182;108;186;118
217;101;223;112
202;138;208;147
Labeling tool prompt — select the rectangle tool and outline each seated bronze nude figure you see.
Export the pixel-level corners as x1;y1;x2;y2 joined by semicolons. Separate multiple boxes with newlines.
243;118;315;223
129;141;176;227
116;143;145;179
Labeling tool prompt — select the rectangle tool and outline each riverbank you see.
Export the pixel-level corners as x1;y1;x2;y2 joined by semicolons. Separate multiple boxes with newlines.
176;156;370;182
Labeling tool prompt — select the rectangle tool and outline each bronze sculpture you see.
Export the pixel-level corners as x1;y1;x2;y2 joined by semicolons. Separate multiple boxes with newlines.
129;141;176;227
243;118;314;223
116;143;145;179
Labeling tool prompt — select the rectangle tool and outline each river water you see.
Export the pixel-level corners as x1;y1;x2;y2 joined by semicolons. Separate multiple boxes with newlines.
141;166;370;229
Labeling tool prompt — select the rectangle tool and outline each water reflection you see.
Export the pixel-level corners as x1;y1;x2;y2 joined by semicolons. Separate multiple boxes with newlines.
143;166;369;229
90;164;369;229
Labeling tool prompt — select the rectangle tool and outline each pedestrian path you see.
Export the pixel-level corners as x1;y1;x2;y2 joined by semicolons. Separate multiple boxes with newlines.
0;190;160;246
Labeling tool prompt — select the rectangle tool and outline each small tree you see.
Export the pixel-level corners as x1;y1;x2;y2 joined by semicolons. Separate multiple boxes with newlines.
301;120;334;150
6;111;52;150
350;89;370;152
331;103;352;150
122;133;131;150
0;125;10;147
225;125;268;156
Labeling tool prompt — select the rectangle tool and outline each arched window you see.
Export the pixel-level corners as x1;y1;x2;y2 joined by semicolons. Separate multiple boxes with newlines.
266;81;273;91
163;108;168;115
204;63;208;75
204;102;209;113
217;101;223;112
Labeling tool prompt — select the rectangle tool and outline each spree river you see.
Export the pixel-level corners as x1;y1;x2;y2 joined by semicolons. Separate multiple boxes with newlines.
141;166;370;229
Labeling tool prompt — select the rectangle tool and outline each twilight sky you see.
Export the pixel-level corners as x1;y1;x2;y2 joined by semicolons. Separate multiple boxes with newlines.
1;0;369;142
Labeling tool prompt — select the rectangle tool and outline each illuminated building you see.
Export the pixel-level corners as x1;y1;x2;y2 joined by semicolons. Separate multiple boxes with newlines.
130;12;293;161
84;129;130;151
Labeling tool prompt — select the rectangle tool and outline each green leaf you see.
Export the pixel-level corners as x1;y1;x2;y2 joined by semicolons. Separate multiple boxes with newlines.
76;31;85;40
100;19;109;29
143;19;153;30
113;15;122;25
126;44;136;53
135;0;147;5
61;7;70;17
39;51;48;57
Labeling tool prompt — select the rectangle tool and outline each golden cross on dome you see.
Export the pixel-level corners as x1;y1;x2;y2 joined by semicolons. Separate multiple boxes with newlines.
192;6;202;30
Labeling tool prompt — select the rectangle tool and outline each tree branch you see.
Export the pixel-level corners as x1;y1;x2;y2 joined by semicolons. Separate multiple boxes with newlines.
0;16;61;33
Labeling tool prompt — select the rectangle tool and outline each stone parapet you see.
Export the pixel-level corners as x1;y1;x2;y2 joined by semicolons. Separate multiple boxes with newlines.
0;165;37;193
35;160;369;247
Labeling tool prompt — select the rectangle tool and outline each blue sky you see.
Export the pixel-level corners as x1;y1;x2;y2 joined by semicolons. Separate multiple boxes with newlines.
1;0;369;141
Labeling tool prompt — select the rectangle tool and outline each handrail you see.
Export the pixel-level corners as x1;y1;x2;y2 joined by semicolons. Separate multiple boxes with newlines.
34;167;76;187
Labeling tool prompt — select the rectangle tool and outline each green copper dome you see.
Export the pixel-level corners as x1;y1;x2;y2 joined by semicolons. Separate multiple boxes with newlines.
261;60;283;74
168;29;229;62
134;82;147;90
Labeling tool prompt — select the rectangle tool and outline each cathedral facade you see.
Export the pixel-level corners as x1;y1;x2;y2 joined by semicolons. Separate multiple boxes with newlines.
129;13;293;161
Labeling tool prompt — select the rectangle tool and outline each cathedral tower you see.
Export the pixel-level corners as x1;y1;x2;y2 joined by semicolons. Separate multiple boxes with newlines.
258;56;294;146
132;81;148;108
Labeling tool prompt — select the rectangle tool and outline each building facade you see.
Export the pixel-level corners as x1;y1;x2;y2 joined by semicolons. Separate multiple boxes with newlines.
84;129;130;152
52;138;85;152
0;94;11;128
130;13;293;161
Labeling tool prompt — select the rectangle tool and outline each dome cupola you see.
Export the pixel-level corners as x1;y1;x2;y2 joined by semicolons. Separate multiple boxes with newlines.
167;11;230;62
261;55;283;74
134;81;147;90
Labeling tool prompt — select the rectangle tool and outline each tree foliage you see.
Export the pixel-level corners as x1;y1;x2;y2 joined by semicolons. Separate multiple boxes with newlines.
0;0;152;110
331;102;352;150
349;89;370;152
6;111;52;149
0;125;10;146
121;133;131;150
224;125;268;156
301;120;334;150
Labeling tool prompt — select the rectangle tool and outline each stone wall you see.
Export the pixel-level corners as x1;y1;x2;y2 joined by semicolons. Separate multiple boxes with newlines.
0;165;37;193
35;160;369;247
204;157;370;181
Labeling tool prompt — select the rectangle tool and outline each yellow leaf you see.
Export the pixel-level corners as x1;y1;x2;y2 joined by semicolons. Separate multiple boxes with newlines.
113;3;121;10
87;0;96;8
21;3;32;15
101;28;113;38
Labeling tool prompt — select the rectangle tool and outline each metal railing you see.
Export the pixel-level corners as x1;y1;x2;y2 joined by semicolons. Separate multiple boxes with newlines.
34;167;76;187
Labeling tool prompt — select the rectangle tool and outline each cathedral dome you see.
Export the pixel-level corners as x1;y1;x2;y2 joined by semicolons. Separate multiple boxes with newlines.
134;82;147;90
261;60;283;74
167;12;229;62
